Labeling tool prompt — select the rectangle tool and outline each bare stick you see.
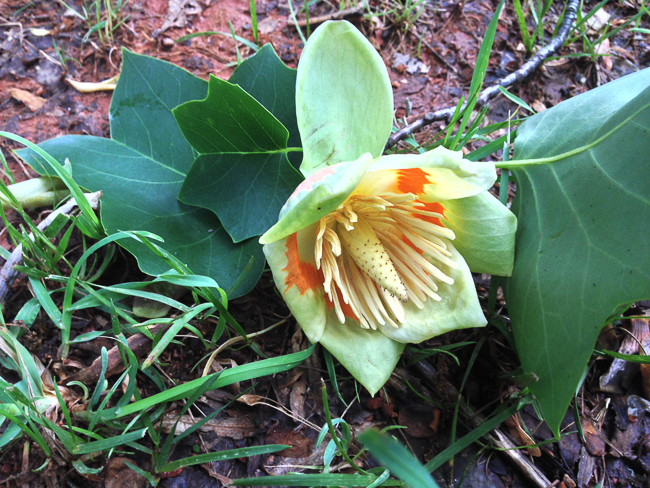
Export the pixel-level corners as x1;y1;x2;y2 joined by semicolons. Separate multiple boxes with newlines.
385;0;579;149
0;191;102;304
408;356;552;488
64;323;167;386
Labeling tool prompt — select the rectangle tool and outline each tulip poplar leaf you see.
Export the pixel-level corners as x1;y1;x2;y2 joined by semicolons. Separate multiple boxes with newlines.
17;49;265;298
228;44;302;168
504;68;650;436
174;75;303;242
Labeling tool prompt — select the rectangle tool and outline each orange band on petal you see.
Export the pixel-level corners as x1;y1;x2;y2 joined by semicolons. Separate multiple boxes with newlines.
283;233;321;295
325;285;359;321
401;234;424;255
416;201;445;226
396;168;432;195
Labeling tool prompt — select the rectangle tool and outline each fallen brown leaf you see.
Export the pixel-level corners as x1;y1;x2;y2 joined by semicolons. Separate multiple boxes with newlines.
9;88;46;111
504;414;542;457
398;405;435;438
159;412;258;439
104;457;148;488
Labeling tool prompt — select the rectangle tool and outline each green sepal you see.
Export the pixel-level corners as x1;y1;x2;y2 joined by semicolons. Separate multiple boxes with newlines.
260;153;374;244
442;192;517;276
296;21;393;177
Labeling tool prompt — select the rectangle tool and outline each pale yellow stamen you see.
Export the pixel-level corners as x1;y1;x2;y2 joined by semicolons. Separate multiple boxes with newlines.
315;193;455;331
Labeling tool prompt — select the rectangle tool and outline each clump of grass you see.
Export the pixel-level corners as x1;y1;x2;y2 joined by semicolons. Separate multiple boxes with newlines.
58;0;131;47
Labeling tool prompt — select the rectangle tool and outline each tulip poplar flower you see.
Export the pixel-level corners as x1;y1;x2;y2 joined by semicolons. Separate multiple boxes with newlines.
260;21;517;394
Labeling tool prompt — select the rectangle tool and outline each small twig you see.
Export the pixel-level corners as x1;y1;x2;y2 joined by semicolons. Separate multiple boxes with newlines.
293;6;364;27
201;319;287;377
385;0;579;149
0;191;102;305
408;356;552;488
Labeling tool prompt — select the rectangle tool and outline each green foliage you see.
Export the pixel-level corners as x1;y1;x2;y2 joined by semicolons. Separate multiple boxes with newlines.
358;430;439;488
19;49;280;298
58;0;131;45
513;0;553;54
174;74;303;242
443;0;503;151
18;44;304;298
502;68;650;435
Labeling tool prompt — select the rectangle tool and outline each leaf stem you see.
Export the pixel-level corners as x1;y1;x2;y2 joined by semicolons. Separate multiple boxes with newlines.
497;97;650;169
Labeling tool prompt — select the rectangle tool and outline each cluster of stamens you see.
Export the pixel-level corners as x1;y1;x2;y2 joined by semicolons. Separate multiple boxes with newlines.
315;192;457;330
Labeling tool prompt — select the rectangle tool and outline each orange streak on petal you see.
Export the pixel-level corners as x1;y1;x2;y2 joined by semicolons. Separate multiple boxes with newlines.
396;168;432;195
283;233;321;295
415;201;445;226
289;165;338;198
319;270;358;321
325;293;358;321
401;234;424;255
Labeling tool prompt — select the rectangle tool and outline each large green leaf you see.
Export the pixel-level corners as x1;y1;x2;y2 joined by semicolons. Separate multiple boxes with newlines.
503;68;650;435
228;44;302;168
18;49;265;298
174;75;303;242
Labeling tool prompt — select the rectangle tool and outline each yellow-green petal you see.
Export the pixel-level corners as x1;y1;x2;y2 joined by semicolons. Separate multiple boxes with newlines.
356;146;496;201
296;21;393;177
318;309;405;395
442;192;517;276
260;154;373;245
376;242;486;344
262;226;328;343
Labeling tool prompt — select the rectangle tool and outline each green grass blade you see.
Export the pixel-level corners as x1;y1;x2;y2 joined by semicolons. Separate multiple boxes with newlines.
160;445;288;472
250;0;259;46
0;407;51;456
512;0;531;51
359;429;438;488
466;132;514;161
323;349;347;407
450;0;504;149
0;131;103;238
143;302;213;369
99;346;314;420
424;401;522;472
230;474;403;486
498;86;534;113
73;428;147;455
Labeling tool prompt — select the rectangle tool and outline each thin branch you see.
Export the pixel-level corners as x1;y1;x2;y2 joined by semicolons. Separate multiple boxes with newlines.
385;0;579;149
0;191;102;305
407;357;552;488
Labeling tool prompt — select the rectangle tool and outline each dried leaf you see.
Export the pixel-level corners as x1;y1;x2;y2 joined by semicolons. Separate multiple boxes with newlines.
104;457;148;488
397;405;435;438
504;414;542;457
289;378;306;421
9;88;46;111
160;412;258;439
29;28;52;36
67;75;118;93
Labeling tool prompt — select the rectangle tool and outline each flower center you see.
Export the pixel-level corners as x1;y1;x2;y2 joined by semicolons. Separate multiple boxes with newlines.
315;192;457;330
